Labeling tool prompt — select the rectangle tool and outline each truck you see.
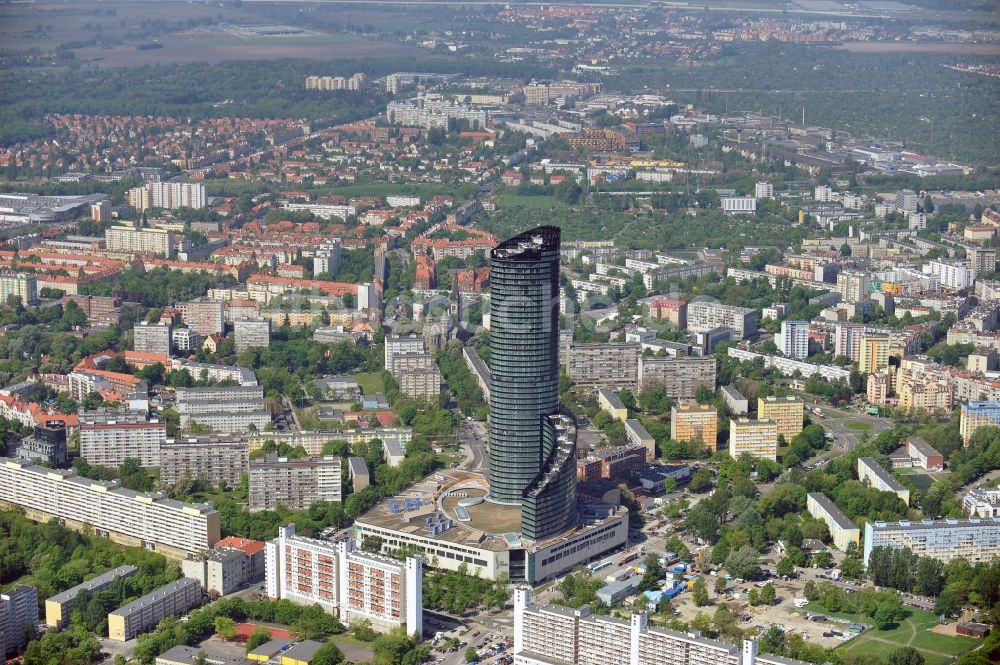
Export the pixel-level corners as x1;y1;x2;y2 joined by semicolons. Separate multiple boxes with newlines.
619;551;640;566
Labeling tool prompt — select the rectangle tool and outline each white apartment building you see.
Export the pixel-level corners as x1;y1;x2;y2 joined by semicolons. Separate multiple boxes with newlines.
79;410;166;468
234;317;271;353
513;588;808;665
774;320;810;359
754;182;774;199
924;260;973;290
834;323;864;362
313;240;343;277
857;457;910;505
358;281;377;311
385;334;426;375
248;456;342;512
814;185;834;202
171;327;203;353
963;488;1000;518
399;368;442;400
386;96;488;129
686;301;758;339
0;272;38;305
133;321;171;356
0;458;220;559
863;517;1000;565
175;386;270;434
387;195;420;208
127;182;206;211
720;196;757;215
284;202;356;221
0;586;38;655
106;226;174;257
265;524;422;635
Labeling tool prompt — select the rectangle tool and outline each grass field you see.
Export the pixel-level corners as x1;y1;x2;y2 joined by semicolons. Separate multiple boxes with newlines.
312;182;476;201
845;421;872;431
804;602;980;665
896;470;948;491
496;192;568;211
351;371;386;396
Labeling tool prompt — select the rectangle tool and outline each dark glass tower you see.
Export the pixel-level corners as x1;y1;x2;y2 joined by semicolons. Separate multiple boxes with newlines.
522;413;578;541
487;226;561;505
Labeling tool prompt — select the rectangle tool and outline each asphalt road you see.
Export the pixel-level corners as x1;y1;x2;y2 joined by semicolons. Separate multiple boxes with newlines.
459;419;489;472
812;405;891;454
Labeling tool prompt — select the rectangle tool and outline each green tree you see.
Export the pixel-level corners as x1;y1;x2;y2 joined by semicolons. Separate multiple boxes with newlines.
465;647;479;662
312;641;345;665
639;553;663;592
887;647;924;665
760;582;776;605
692;577;709;607
246;626;272;652
214;616;237;640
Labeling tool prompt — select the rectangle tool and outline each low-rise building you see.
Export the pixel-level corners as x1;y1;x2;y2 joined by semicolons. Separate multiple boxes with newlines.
963;488;1000;518
597;388;628;422
108;577;202;641
623;419;655;459
857;457;910;505
807;492;860;552
907;437;945;471
720;385;749;415
45;566;137;628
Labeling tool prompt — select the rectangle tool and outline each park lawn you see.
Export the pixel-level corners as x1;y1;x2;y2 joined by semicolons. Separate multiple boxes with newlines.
806;603;978;665
839;638;903;663
910;629;981;656
352;371;386;396
311;182;475;200
496;192;567;210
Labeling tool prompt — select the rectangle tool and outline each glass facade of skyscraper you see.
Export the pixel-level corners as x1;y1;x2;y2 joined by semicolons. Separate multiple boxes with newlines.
488;226;562;505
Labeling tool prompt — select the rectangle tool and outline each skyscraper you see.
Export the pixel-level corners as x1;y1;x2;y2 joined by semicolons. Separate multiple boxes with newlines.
488;226;561;505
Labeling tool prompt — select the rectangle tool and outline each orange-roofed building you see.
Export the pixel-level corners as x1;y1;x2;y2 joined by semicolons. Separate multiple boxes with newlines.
414;255;435;290
215;536;267;582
